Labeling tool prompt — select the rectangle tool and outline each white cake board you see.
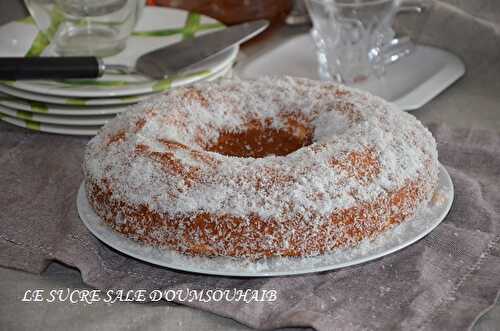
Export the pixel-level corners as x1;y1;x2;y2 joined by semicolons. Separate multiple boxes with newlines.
77;164;453;277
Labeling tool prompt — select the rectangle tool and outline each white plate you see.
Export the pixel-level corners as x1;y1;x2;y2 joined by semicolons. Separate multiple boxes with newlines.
0;104;114;126
238;34;465;111
0;62;234;107
77;164;453;277
0;81;171;106
1;7;238;98
0;92;130;116
0;66;232;133
0;113;101;136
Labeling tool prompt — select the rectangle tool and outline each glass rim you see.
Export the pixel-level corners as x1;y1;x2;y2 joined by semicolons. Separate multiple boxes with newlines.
307;0;398;7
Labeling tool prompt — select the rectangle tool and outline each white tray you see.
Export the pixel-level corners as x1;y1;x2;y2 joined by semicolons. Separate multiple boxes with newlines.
238;34;465;111
77;164;453;277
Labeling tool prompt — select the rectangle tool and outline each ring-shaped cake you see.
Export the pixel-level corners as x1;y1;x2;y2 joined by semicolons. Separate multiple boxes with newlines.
84;77;439;259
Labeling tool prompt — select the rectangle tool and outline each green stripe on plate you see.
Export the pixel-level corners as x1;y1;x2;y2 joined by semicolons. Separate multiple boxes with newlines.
30;102;49;113
59;79;133;88
182;12;201;40
26;7;65;57
178;69;212;82
25;120;41;131
25;33;51;57
152;78;173;92
17;110;33;120
132;23;224;38
133;27;184;37
66;98;87;106
151;69;212;93
197;22;225;31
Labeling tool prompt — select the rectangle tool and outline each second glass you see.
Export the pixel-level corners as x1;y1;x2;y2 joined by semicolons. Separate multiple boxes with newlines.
306;0;419;84
24;0;145;57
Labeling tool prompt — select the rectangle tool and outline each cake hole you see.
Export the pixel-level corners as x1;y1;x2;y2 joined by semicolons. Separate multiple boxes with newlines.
206;120;313;158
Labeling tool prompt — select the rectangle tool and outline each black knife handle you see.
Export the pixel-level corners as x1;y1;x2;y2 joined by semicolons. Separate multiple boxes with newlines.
0;57;101;80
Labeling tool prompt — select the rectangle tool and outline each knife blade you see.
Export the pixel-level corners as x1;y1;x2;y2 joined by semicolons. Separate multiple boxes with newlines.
0;20;269;81
136;20;269;80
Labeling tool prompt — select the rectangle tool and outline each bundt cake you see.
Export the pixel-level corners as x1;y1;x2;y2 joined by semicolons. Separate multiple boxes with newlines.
83;76;439;260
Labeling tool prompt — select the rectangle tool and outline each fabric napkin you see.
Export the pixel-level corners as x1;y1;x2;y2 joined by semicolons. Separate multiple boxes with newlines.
1;121;499;331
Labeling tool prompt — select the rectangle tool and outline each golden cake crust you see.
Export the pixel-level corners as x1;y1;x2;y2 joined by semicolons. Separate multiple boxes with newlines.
83;77;439;259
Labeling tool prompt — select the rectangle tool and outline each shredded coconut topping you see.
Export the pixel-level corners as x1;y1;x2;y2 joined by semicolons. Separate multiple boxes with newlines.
84;76;438;224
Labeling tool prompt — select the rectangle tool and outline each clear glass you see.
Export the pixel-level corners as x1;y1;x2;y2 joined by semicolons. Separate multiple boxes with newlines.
24;0;145;57
306;0;410;84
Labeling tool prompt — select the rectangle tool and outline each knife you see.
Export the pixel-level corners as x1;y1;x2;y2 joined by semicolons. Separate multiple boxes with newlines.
0;20;269;81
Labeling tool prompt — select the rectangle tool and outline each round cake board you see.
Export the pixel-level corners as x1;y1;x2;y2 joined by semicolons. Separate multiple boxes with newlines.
77;164;454;277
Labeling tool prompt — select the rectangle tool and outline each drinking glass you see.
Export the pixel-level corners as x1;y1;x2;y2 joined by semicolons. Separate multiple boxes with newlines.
24;0;145;57
306;0;424;84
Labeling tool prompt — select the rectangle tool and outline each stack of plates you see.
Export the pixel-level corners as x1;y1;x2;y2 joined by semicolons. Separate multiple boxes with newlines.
0;7;237;136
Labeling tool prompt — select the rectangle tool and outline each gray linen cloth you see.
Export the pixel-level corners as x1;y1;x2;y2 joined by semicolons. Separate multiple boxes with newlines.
1;122;500;331
0;125;500;330
1;1;500;330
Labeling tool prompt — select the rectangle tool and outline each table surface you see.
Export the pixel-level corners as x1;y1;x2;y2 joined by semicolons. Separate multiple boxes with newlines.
0;1;499;331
